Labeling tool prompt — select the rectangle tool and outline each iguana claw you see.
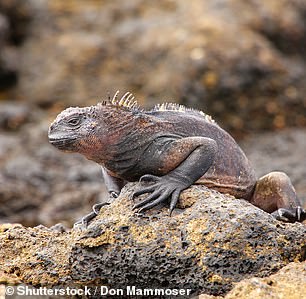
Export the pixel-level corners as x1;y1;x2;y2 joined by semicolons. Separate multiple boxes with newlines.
132;174;184;215
73;202;110;229
271;206;306;223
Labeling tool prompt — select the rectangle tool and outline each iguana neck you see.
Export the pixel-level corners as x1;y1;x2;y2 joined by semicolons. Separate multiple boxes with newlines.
87;105;147;165
99;105;138;132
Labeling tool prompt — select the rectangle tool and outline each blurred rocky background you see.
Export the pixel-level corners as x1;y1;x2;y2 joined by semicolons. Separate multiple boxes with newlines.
1;0;306;227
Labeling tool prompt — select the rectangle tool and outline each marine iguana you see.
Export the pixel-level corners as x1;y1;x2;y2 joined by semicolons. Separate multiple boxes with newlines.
48;91;306;225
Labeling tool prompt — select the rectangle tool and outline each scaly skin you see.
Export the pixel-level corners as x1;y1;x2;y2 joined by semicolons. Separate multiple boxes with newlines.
48;92;306;226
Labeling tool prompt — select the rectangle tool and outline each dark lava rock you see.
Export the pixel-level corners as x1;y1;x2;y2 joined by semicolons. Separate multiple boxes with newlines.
2;184;304;297
68;184;306;296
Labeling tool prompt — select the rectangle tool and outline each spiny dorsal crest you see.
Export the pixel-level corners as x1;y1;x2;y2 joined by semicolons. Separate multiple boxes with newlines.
55;92;140;121
108;90;140;110
153;102;216;124
56;92;215;124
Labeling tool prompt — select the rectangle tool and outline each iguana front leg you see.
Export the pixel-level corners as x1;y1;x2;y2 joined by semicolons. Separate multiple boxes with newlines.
133;137;218;214
74;167;126;228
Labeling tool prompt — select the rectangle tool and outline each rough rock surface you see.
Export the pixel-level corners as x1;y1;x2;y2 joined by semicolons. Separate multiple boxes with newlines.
4;0;306;134
197;261;306;299
0;184;305;297
223;261;306;299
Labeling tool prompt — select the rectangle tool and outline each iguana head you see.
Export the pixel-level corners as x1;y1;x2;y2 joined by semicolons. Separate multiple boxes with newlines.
48;92;139;163
48;105;102;156
49;92;143;165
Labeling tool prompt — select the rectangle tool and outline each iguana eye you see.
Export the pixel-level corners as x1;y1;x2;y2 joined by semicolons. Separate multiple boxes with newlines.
67;117;80;126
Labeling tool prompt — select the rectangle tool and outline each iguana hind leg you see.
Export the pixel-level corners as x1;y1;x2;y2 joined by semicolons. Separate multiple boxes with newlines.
251;171;306;222
133;136;218;214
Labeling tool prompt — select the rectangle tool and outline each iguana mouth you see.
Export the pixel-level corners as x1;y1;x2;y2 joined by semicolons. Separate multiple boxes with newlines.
49;137;77;150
